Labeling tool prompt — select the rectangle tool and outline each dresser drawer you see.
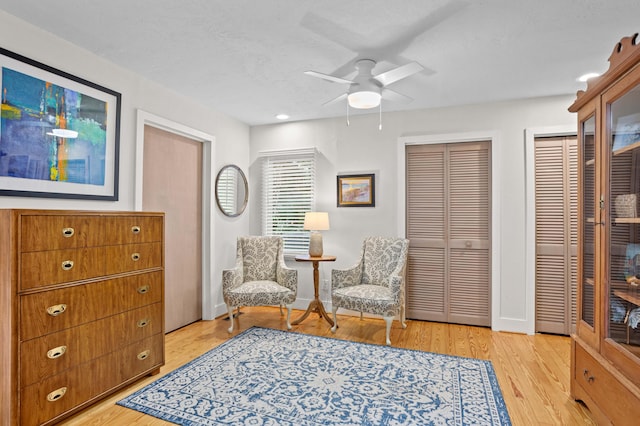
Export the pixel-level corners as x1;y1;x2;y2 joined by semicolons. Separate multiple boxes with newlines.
20;247;106;290
21;303;162;387
20;334;163;426
104;216;163;245
20;215;104;252
116;333;165;387
21;271;163;340
574;343;640;424
105;242;163;274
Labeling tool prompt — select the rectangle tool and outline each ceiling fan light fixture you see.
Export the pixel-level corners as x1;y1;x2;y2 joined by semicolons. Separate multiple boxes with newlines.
46;128;79;139
347;90;381;109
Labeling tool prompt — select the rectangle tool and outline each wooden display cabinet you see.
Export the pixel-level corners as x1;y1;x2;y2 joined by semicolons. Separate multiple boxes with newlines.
570;33;640;425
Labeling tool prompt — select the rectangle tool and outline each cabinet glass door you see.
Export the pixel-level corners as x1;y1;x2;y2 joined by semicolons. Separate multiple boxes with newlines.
581;115;596;329
608;83;640;361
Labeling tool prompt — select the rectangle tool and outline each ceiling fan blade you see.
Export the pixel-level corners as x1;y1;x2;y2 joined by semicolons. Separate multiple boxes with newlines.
381;88;413;103
304;70;353;84
382;1;469;52
301;12;369;54
322;93;348;106
374;62;425;86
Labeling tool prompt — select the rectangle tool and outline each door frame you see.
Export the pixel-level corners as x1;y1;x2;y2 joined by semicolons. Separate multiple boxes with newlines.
134;109;216;320
397;131;502;331
525;125;576;335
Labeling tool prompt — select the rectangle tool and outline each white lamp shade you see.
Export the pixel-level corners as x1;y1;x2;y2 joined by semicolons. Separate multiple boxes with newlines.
303;212;330;231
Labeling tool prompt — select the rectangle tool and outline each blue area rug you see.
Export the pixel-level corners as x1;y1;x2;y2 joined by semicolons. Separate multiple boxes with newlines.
117;327;511;425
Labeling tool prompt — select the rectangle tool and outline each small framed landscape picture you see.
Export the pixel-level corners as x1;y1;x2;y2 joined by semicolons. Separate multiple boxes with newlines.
337;173;375;207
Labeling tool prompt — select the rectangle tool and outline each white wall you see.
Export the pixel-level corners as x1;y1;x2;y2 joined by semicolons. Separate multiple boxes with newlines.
0;11;251;318
1;10;582;331
250;95;577;333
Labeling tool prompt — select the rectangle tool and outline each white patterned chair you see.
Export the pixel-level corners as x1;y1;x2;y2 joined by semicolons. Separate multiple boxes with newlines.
331;236;410;345
223;236;297;333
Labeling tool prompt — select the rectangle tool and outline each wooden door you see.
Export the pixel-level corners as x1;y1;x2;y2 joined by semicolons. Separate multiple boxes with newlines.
406;141;491;326
143;125;202;332
534;136;578;335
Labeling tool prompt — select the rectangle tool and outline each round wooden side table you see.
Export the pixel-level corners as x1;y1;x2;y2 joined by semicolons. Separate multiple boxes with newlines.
292;254;336;326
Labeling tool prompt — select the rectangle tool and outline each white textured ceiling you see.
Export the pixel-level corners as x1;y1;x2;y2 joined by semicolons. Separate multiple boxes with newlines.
0;0;639;125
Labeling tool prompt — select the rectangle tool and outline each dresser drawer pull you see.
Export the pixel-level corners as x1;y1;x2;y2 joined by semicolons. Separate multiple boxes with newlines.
131;253;141;261
46;304;67;316
137;350;150;360
132;226;141;234
62;227;75;238
583;369;595;383
137;318;150;328
47;387;67;402
137;284;150;294
47;345;67;359
61;260;74;271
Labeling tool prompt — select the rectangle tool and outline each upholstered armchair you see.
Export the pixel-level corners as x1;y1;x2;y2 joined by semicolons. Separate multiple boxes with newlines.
222;236;297;333
331;236;410;345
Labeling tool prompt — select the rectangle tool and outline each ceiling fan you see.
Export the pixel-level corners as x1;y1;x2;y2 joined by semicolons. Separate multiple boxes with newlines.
305;59;424;109
301;1;469;117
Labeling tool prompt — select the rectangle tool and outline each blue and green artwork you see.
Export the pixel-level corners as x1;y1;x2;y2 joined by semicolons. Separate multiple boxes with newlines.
0;67;107;185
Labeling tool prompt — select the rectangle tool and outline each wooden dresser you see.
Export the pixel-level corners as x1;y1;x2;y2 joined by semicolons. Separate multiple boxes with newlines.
0;209;165;426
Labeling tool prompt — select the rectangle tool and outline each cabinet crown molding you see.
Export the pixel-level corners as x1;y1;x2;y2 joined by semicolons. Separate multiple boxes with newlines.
570;32;640;112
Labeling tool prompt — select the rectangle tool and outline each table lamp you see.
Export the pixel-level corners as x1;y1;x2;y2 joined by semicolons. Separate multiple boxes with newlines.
304;212;330;257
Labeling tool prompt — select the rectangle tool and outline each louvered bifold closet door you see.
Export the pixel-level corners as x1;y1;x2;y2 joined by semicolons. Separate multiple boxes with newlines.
534;136;578;335
406;141;491;326
448;142;491;326
406;144;447;321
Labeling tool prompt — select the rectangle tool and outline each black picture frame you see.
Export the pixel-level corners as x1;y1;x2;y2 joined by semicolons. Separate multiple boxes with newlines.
337;173;375;207
0;47;121;200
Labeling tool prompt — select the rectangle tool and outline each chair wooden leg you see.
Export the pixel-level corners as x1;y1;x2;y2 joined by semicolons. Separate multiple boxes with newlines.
285;304;292;330
331;306;338;333
384;316;393;345
279;304;284;316
227;305;235;333
401;305;407;329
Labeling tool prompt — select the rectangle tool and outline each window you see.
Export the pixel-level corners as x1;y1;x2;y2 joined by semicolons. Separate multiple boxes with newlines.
260;147;316;255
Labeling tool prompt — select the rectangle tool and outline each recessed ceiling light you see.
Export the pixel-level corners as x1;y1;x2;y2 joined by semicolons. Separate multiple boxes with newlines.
276;114;289;120
577;72;600;82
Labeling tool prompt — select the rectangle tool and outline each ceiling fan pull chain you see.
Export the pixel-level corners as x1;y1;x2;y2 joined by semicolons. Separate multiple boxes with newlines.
379;101;382;130
346;102;350;126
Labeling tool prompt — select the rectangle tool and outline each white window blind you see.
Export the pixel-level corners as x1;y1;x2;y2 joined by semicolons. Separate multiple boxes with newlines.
261;148;316;255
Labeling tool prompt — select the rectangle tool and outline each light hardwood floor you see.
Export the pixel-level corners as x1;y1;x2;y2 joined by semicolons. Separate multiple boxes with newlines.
61;307;596;425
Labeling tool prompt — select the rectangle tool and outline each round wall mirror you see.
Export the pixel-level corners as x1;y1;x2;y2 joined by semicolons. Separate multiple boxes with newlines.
215;164;248;217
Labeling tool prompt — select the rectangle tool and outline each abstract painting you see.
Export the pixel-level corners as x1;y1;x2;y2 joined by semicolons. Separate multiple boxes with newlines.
0;47;120;200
